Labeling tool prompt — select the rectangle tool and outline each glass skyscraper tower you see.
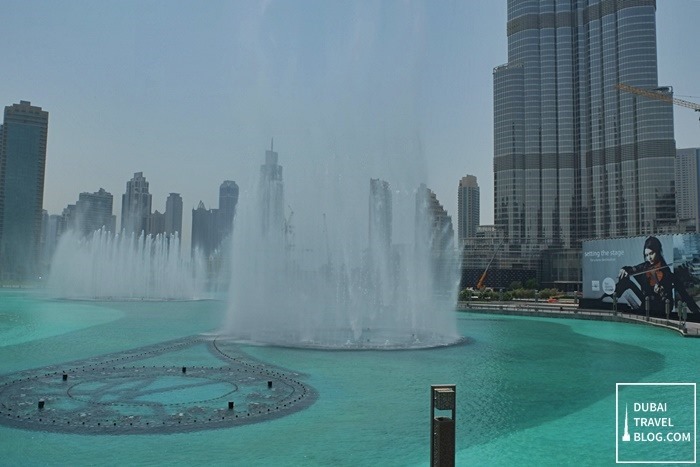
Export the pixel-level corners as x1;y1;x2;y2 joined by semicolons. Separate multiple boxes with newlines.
0;101;49;281
457;175;480;246
165;193;183;236
218;180;239;236
259;141;284;237
121;172;152;235
493;0;675;285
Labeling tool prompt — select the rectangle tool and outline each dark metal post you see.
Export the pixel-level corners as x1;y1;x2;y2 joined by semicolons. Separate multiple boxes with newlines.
431;384;456;467
665;299;670;322
645;296;650;321
612;294;617;316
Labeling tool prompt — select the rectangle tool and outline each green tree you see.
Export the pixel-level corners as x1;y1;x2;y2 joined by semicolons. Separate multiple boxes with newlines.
538;288;559;299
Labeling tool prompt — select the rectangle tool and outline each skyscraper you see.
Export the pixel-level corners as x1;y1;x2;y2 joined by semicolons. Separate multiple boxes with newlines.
0;101;49;281
60;204;77;236
165;193;183;236
191;201;216;256
75;188;115;236
493;0;675;286
416;183;454;254
457;175;480;246
218;180;239;240
149;210;165;236
675;148;700;232
190;181;238;257
259;141;284;237
416;183;455;293
121;172;152;235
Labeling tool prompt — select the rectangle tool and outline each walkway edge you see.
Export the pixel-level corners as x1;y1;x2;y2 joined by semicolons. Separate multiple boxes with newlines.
455;302;700;338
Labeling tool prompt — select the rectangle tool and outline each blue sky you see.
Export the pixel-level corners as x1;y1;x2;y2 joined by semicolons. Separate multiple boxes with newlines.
2;0;699;244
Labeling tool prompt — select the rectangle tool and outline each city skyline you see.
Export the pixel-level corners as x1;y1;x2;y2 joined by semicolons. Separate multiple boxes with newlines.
1;1;698;242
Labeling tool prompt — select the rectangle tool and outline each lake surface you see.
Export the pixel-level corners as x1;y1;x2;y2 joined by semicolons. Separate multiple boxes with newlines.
0;289;695;466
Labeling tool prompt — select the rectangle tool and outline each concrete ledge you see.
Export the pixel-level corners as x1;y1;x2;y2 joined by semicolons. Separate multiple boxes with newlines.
456;302;700;338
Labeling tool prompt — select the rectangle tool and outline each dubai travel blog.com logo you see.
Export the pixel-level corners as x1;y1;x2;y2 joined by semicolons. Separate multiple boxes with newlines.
616;383;696;464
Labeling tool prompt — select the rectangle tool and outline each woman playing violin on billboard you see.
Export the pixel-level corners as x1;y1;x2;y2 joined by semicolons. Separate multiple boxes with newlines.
615;236;700;314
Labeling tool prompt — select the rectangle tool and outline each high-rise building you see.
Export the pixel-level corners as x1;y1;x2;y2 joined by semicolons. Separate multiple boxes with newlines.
59;204;77;236
191;201;216;256
259;140;284;236
416;183;454;254
0;101;49;281
369;178;392;254
149;210;165;236
75;188;115;236
415;183;455;295
164;193;183;236
190;181;238;257
218;180;239;240
492;0;675;288
121;172;152;235
675;148;700;232
457;175;480;246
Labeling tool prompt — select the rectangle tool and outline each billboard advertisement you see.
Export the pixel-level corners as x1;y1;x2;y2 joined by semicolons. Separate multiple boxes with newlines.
582;234;700;318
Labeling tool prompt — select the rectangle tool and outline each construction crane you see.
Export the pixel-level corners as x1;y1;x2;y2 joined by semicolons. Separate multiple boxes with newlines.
476;239;505;290
616;83;700;123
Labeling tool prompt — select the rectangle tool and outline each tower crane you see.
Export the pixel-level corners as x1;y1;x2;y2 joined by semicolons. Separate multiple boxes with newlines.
615;83;700;124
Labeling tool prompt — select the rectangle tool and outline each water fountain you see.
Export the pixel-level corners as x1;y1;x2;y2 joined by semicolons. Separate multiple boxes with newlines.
222;146;461;349
47;228;206;300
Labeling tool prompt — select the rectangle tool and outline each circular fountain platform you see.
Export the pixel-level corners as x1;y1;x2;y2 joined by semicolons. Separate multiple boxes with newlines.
0;337;316;434
223;328;468;350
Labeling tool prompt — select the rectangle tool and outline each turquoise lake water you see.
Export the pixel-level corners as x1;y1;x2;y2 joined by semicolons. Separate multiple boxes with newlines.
0;289;697;466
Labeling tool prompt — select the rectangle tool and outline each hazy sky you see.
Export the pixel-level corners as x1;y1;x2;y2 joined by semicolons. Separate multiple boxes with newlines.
2;0;699;244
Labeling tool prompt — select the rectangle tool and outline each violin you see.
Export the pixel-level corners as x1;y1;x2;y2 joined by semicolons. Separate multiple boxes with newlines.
645;267;664;287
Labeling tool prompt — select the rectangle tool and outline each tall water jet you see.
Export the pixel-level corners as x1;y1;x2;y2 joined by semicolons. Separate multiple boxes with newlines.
223;145;461;349
47;228;206;300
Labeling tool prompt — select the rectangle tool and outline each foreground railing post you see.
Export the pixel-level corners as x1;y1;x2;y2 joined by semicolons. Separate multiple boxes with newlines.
431;384;456;467
645;296;650;321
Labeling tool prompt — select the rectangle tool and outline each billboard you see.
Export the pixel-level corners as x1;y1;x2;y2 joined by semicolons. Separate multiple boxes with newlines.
582;234;700;318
